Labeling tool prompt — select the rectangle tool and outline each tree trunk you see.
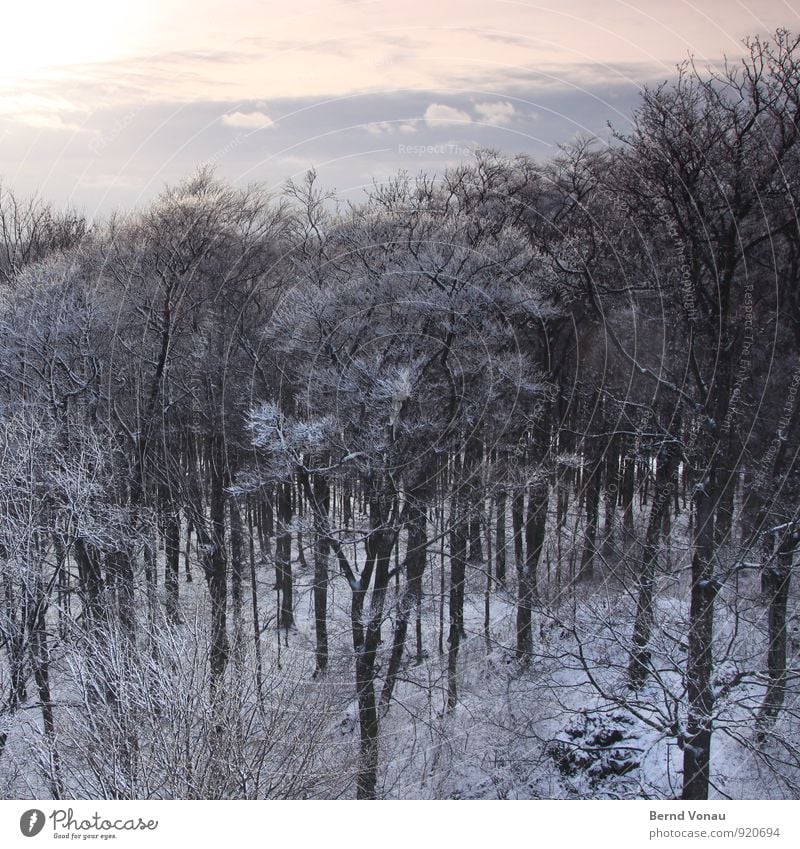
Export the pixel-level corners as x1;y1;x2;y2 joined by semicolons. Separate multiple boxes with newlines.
354;503;396;799
380;593;411;713
517;475;547;660
468;516;483;563
603;437;619;557
229;497;245;654
622;454;636;545
207;436;229;692
757;524;797;734
312;472;330;675
184;517;194;583
246;497;263;698
2;568;27;710
447;444;476;709
28;573;64;799
629;438;680;688
579;449;602;582
495;486;507;585
682;473;717;801
165;511;181;623
714;432;738;548
143;533;158;630
512;488;524;580
381;484;428;708
447;508;467;711
276;481;294;633
74;537;104;626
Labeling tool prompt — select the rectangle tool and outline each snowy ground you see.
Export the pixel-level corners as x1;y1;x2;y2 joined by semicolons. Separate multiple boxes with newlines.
1;501;798;799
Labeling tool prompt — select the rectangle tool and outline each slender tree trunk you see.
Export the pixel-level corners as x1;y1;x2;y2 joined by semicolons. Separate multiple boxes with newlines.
312;472;330;675
739;467;762;550
297;531;309;569
629;438;680;688
207;436;229;693
714;432;738;548
518;476;547;660
484;499;492;653
512;488;524;581
343;482;353;529
603;437;619;557
447;505;467;711
682;472;717;801
495;486;507;585
246;498;263;698
106;548;136;644
447;443;477;710
622;454;636;546
276;481;293;634
410;492;428;665
438;501;445;656
54;534;70;641
229;497;245;656
381;483;428;708
257;493;273;559
28;574;64;799
2;568;27;710
74;538;105;627
184;518;194;583
143;533;158;631
579;449;602;582
380;592;411;713
355;644;380;799
757;524;797;734
354;501;396;799
468;516;483;563
165;511;181;624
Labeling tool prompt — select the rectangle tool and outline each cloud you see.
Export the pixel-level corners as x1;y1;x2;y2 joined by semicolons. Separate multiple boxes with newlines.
79;172;147;190
474;101;516;125
364;120;418;135
0;92;87;130
12;113;84;131
364;120;393;135
221;110;274;129
424;103;471;126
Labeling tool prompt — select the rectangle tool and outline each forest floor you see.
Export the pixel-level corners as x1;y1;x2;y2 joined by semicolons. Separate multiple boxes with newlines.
1;501;798;799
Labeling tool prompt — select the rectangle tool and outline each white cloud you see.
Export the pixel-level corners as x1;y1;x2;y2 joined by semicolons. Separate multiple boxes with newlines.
221;110;274;129
365;120;418;135
365;120;393;135
80;172;146;190
11;112;83;131
424;103;471;126
474;101;516;125
0;92;86;131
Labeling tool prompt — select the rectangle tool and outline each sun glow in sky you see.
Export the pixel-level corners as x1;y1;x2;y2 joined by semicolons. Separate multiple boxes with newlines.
0;1;798;213
0;1;136;72
4;1;796;108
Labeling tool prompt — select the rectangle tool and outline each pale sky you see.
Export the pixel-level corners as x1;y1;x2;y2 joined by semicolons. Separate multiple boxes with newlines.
0;0;797;215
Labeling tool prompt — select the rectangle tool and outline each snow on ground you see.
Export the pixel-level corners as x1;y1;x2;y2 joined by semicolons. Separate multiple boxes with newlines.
1;500;798;799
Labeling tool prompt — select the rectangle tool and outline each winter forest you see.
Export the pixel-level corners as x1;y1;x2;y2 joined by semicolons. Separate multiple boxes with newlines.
1;30;799;802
